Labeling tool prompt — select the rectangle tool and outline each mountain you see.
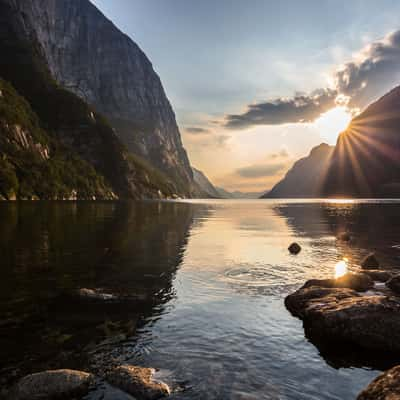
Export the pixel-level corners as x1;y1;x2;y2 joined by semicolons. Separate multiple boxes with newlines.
262;143;335;198
216;187;263;199
0;0;194;199
324;87;400;197
15;0;194;195
192;168;221;198
191;168;264;199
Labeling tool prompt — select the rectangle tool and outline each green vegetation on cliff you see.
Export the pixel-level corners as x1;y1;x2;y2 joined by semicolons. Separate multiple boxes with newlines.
0;78;113;200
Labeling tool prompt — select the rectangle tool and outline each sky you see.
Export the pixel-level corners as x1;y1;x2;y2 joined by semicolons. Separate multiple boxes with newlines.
91;0;400;192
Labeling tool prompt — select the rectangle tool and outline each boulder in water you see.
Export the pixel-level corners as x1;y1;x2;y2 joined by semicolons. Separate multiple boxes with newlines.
288;242;301;255
285;285;400;352
302;272;373;292
363;270;393;283
361;253;380;269
106;365;170;400
338;232;351;242
386;275;400;294
357;365;400;399
11;369;94;400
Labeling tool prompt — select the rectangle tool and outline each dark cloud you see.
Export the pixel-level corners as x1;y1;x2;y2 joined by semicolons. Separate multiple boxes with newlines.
224;89;337;129
224;30;400;130
335;30;400;109
185;127;211;134
235;162;287;178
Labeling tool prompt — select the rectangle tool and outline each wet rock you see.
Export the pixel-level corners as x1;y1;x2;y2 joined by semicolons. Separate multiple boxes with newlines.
338;232;351;242
285;286;400;352
386;275;400;294
78;288;118;302
361;253;380;269
288;242;301;255
364;270;393;283
357;365;400;399
285;286;357;318
302;272;374;292
11;369;94;400
106;365;170;400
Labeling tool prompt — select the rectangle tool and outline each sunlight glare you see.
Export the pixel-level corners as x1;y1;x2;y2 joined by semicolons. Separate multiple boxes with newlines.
315;107;352;144
334;258;348;279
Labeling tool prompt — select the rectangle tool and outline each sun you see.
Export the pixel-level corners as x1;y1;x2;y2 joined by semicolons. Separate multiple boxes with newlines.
314;106;352;144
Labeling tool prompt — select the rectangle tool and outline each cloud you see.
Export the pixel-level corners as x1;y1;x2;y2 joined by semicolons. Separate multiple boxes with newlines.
223;29;400;130
335;30;400;109
270;149;289;158
225;89;337;129
215;152;293;192
236;162;287;178
231;150;291;181
185;127;211;134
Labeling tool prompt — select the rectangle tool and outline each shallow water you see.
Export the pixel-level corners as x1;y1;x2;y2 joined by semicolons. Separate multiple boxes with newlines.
1;199;400;399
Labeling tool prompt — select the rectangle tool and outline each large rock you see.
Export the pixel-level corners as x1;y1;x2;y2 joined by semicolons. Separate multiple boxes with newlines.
285;286;400;352
302;272;374;292
358;365;400;399
386;275;400;294
11;369;94;400
106;365;170;400
363;270;393;283
361;253;380;270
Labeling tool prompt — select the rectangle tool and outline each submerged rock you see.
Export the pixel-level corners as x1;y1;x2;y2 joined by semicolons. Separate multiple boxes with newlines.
11;369;94;400
361;253;380;269
386;275;400;294
302;272;374;292
357;365;400;399
288;243;301;255
106;365;170;400
285;285;400;352
78;288;118;302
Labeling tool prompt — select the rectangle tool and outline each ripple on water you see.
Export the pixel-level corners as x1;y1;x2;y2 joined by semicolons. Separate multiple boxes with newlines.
222;265;301;297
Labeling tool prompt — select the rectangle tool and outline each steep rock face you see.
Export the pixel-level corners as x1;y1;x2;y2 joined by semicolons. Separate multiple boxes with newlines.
12;0;194;194
324;87;400;197
262;143;334;198
0;0;179;199
192;168;220;198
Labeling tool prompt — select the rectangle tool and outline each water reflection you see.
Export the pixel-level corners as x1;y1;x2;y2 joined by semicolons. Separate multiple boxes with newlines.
0;201;208;384
1;200;400;399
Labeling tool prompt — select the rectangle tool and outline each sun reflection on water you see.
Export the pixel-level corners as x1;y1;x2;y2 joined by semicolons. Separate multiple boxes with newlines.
335;258;348;279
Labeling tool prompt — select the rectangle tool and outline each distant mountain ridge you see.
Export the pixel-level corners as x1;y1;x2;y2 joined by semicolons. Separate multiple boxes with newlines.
192;168;221;198
192;167;262;199
262;143;334;198
324;86;400;197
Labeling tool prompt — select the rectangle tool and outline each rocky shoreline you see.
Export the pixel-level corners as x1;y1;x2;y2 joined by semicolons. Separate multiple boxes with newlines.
285;249;400;399
2;287;172;400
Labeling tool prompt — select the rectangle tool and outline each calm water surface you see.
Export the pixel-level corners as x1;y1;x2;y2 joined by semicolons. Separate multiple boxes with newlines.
1;199;400;399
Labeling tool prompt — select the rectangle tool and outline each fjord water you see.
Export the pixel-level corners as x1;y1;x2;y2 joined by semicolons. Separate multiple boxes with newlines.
1;200;400;399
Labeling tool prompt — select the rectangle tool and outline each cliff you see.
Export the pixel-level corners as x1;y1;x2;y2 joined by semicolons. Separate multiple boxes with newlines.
262;144;335;198
12;0;194;195
192;168;221;198
0;0;190;199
